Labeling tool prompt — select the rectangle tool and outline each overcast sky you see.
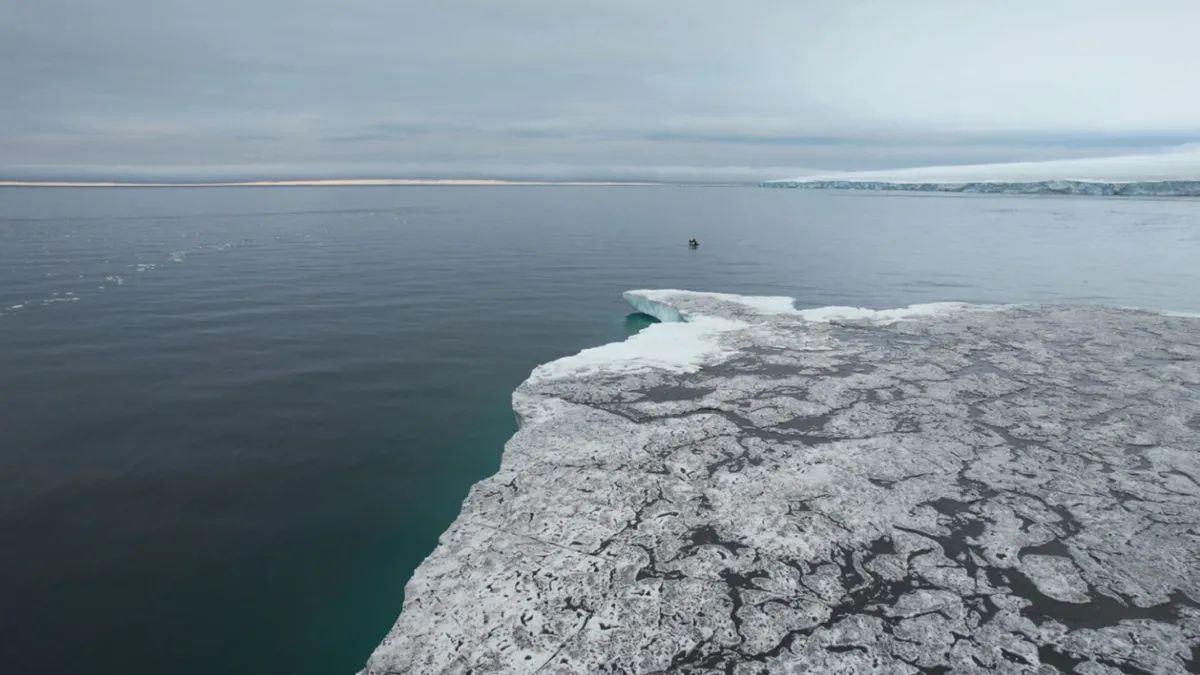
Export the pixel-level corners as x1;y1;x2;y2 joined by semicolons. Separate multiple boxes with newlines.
3;0;1199;181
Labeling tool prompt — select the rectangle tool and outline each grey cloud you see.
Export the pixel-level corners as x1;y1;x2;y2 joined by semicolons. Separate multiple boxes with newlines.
2;0;1198;180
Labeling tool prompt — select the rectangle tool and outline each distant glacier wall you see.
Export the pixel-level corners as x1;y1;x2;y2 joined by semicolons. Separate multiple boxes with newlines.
759;179;1200;196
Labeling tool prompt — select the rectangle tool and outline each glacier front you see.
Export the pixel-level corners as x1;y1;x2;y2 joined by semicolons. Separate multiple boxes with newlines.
762;146;1200;196
363;291;1200;674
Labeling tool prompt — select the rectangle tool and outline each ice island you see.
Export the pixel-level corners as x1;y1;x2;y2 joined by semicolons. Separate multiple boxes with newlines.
364;290;1200;674
762;146;1200;196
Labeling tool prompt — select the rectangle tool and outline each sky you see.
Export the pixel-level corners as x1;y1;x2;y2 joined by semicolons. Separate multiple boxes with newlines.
3;0;1200;182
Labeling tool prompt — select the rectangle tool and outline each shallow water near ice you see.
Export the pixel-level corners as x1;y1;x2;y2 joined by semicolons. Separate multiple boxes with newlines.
1;186;1198;675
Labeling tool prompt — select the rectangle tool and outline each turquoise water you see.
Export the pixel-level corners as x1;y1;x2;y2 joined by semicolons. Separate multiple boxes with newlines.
1;186;1198;674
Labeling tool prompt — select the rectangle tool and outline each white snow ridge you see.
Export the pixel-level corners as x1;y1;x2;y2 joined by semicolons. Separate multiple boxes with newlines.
763;145;1200;195
364;290;1200;674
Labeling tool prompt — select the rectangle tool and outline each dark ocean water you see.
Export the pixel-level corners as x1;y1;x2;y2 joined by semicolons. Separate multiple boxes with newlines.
1;186;1198;675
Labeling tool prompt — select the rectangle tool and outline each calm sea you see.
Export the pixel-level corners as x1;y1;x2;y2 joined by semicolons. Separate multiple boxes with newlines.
1;186;1198;674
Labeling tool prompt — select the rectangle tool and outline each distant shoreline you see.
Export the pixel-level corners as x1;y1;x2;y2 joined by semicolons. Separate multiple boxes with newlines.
758;178;1200;197
0;178;670;188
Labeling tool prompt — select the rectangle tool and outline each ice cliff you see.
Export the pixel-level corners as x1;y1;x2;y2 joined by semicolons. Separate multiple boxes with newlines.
364;290;1200;674
762;146;1200;196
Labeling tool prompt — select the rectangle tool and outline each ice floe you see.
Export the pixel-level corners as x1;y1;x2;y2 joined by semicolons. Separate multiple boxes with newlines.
365;290;1200;674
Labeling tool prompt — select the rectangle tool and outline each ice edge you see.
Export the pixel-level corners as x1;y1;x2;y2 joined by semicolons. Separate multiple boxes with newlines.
363;290;1200;674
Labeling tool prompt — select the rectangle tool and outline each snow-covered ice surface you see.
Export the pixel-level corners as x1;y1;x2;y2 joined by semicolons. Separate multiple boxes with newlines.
762;146;1200;196
364;290;1200;674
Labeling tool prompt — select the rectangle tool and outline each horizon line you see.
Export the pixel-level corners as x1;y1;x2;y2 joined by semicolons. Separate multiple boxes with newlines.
0;178;726;188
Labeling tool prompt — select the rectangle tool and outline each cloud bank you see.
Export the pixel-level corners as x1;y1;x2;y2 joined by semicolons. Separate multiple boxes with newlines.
3;1;1199;180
